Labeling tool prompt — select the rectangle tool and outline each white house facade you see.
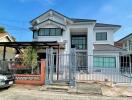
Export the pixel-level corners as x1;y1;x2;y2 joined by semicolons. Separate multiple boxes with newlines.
30;9;124;71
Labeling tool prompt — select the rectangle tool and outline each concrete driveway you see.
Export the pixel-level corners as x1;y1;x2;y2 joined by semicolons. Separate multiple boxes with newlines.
0;85;132;100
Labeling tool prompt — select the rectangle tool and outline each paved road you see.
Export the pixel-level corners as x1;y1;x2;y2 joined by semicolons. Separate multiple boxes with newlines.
0;86;132;100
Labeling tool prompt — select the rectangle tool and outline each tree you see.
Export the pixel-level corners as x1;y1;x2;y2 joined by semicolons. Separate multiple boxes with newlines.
22;46;38;74
0;27;6;33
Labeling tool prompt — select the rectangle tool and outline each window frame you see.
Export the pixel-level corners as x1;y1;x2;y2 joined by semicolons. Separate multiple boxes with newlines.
71;35;87;50
38;28;63;36
128;40;132;51
96;32;107;41
33;30;38;39
93;56;116;68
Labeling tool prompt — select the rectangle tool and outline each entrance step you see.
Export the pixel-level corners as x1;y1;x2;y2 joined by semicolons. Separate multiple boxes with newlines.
50;82;69;86
46;85;69;92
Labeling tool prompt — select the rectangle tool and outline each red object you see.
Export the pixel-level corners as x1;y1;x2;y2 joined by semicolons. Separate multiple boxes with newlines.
15;59;46;86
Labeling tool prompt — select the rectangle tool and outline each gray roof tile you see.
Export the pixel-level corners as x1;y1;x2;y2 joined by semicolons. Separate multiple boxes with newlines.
71;18;96;22
95;23;121;27
94;44;125;51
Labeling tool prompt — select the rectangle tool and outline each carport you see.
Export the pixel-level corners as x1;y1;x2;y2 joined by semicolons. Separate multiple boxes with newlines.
0;41;65;85
0;41;65;61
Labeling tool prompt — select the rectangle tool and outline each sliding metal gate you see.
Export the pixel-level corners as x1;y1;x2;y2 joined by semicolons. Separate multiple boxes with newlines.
45;48;76;86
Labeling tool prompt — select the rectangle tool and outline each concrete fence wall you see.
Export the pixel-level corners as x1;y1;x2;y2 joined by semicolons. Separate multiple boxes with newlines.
15;59;46;85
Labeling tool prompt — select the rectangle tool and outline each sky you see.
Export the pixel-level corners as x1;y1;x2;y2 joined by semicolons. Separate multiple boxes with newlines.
0;0;132;41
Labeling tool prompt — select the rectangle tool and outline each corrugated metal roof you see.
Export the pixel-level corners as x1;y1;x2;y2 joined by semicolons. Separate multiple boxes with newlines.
94;44;126;51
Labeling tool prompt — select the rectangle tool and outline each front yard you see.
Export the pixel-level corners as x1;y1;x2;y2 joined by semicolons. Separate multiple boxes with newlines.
0;85;132;100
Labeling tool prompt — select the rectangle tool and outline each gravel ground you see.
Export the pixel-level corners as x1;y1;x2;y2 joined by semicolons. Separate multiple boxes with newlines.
0;85;132;100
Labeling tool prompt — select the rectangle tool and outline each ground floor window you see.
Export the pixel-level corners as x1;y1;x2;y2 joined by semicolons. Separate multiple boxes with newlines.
93;56;116;68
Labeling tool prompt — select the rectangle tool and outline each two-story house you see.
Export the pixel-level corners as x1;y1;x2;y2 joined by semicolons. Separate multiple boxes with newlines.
30;9;124;72
115;33;132;71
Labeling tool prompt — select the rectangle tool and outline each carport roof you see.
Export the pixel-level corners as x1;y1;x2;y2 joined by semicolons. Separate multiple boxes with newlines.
0;41;64;49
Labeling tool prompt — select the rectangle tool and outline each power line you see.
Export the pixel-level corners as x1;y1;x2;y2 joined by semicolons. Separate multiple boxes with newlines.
0;22;30;30
6;28;31;32
0;17;29;23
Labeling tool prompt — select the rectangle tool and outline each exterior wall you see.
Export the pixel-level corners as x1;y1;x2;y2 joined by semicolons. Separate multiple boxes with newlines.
114;42;123;48
122;39;132;51
37;36;63;42
116;38;132;52
0;36;10;42
15;60;46;86
93;29;114;45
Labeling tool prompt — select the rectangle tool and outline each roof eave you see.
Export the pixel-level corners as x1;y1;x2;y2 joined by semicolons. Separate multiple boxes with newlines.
116;33;132;43
30;9;73;24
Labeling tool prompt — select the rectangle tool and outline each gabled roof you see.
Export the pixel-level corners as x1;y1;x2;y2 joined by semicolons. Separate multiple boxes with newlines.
36;19;65;26
94;44;126;51
95;23;121;28
30;19;66;31
30;9;96;23
0;33;7;38
116;33;132;43
30;9;73;23
0;33;15;42
30;9;121;28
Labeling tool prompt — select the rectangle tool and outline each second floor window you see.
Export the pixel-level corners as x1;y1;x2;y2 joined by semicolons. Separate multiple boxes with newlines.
33;30;38;39
96;32;107;41
71;35;87;50
38;28;62;36
128;40;132;51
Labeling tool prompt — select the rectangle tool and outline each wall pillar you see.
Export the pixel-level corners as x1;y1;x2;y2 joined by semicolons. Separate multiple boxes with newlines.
64;27;71;54
69;48;76;86
40;59;46;85
87;26;94;72
3;46;6;61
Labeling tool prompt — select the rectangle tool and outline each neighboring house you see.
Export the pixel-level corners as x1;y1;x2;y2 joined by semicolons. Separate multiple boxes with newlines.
115;33;132;70
0;33;15;42
115;33;132;52
30;9;124;71
0;33;16;60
